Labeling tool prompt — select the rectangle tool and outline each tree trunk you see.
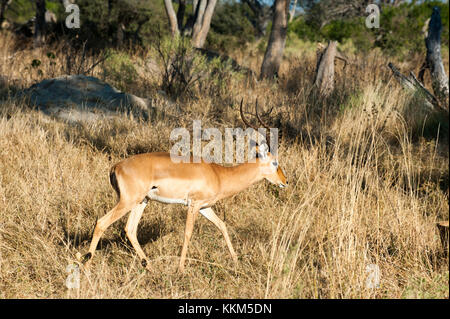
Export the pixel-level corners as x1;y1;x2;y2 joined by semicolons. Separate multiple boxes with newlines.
289;0;297;23
424;7;449;106
314;41;337;96
183;0;199;36
61;0;74;8
117;23;125;47
34;0;46;47
260;0;289;80
163;0;216;48
192;0;207;39
0;0;12;29
163;0;179;37
243;0;273;38
177;0;186;32
437;221;449;258
191;0;217;48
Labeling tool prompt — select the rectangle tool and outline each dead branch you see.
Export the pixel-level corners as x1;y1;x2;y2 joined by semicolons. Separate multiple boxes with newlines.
388;62;447;113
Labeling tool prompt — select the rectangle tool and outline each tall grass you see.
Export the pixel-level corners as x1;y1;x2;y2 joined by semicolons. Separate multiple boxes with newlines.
0;32;448;298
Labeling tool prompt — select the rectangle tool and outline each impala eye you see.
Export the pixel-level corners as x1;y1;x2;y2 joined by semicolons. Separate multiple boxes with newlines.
272;161;278;167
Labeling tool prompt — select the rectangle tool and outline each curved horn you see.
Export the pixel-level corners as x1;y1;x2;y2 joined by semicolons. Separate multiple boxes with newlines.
240;99;258;131
255;99;272;130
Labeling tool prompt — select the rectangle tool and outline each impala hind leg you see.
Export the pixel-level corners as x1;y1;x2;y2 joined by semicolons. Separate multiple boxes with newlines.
199;207;238;264
125;198;150;269
179;204;200;272
83;201;133;267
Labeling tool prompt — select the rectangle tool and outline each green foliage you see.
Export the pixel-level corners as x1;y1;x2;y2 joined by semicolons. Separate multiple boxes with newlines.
340;90;364;113
5;0;35;23
402;272;449;299
154;35;240;101
289;1;449;58
208;0;256;53
288;16;322;42
101;49;137;91
45;1;60;14
155;36;209;100
375;1;449;57
205;55;241;98
285;33;317;58
4;0;449;60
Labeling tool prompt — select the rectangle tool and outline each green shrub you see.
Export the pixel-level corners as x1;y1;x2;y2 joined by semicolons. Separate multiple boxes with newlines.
101;49;137;91
288;1;449;58
288;16;322;42
207;0;256;53
154;36;209;100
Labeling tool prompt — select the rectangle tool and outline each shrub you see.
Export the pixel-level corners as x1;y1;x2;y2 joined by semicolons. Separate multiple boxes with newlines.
154;36;209;100
101;49;138;91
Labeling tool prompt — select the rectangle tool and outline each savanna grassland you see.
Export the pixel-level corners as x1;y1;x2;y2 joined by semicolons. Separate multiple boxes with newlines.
0;28;448;298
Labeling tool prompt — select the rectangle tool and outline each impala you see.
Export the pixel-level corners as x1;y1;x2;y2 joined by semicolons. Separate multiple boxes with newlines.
82;100;288;272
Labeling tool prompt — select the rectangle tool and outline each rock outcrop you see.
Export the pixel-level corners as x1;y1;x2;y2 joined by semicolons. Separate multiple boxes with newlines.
22;74;151;122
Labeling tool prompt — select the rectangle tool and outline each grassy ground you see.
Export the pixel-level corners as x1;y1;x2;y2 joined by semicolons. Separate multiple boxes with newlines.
0;31;448;298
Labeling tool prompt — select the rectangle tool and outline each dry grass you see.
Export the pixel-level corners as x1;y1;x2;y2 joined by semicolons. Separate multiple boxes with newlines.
0;31;448;298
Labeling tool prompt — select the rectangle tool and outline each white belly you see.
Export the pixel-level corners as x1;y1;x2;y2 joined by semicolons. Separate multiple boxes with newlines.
147;188;191;206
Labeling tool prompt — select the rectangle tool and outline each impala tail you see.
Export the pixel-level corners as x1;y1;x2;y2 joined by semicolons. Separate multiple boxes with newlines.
109;165;120;198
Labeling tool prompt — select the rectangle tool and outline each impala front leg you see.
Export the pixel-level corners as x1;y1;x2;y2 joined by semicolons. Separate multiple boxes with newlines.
179;203;200;272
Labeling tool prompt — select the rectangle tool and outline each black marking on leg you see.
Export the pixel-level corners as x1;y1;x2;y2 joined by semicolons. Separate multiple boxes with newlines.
82;252;92;263
141;259;148;268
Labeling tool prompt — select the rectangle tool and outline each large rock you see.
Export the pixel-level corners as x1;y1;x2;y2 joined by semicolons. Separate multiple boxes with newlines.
22;75;151;122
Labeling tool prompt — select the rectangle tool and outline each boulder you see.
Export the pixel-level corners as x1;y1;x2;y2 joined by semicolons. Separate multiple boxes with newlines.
22;74;151;122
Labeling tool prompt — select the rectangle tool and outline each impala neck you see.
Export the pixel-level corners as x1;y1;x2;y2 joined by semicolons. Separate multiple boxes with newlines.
216;162;262;199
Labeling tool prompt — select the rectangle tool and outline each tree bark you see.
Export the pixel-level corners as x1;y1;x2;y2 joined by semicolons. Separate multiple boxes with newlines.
289;0;297;23
34;0;46;47
176;0;186;32
192;0;217;48
192;0;207;39
243;0;273;38
424;7;449;107
437;221;449;258
314;41;338;96
260;0;289;80
60;0;74;8
163;0;179;37
0;0;11;29
163;0;216;48
183;0;199;36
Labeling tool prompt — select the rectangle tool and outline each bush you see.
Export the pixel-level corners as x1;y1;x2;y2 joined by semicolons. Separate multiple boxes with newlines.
376;1;449;57
207;0;256;53
101;49;138;91
154;36;209;100
288;1;449;58
288;16;322;42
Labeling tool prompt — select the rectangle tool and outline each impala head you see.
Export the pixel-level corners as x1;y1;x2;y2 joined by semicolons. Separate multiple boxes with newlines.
240;99;288;188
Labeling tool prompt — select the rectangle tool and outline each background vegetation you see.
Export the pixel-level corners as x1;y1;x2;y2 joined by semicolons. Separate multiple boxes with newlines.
0;0;448;298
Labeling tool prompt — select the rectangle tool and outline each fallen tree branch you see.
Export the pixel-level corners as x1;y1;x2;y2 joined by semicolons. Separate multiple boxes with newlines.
388;62;447;113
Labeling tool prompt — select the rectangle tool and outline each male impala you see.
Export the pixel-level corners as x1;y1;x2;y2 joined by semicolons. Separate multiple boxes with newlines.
82;100;288;272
